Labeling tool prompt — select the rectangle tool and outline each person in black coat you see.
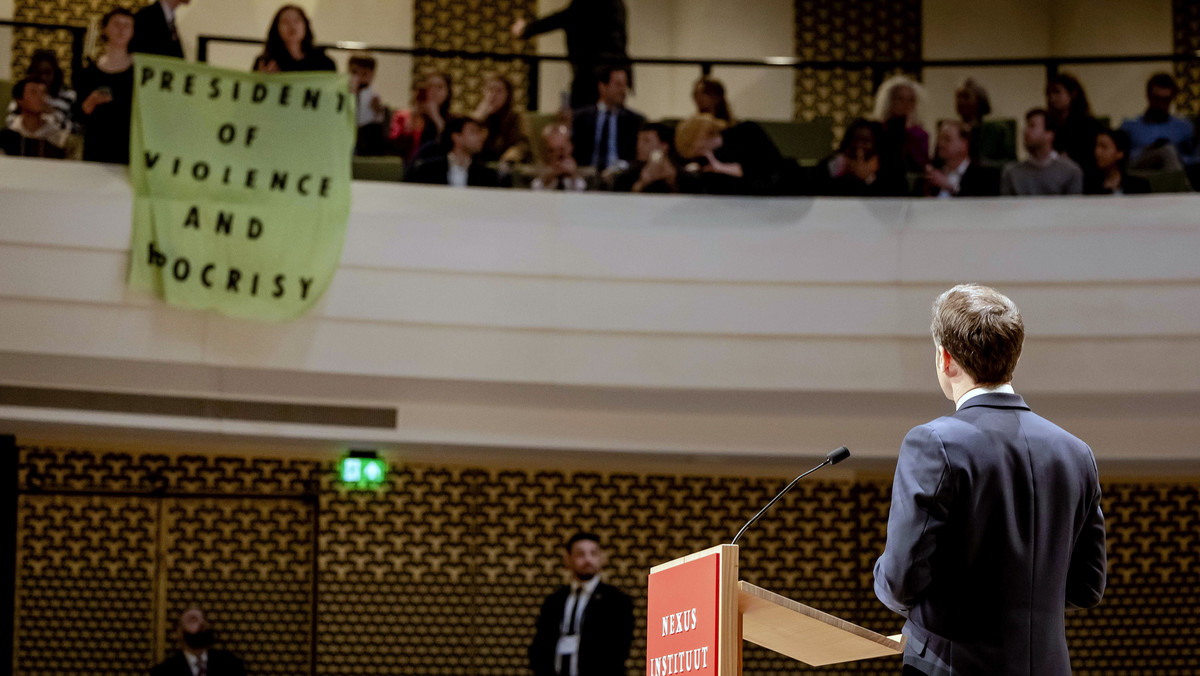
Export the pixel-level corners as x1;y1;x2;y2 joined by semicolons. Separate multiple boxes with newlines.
150;608;246;676
529;532;633;676
1085;128;1152;195
811;118;908;197
918;120;1001;197
1046;73;1103;178
405;116;502;188
252;5;335;73
512;0;629;110
130;0;187;59
571;65;644;174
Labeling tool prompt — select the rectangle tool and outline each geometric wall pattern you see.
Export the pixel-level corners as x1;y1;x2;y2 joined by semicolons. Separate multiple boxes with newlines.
412;0;535;114
13;445;1200;675
1173;0;1200;116
792;0;923;133
12;0;125;86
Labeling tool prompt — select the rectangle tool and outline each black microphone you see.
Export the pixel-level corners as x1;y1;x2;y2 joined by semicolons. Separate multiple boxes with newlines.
730;446;850;546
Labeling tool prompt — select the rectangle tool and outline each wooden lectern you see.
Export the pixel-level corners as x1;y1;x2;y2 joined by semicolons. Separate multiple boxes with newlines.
646;544;904;675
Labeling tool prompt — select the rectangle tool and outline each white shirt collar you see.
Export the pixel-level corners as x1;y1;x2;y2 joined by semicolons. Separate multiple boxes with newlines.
184;651;207;675
160;0;176;23
571;575;601;595
956;383;1015;410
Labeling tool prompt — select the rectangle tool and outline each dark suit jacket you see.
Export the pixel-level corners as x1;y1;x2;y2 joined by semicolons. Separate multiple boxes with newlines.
529;581;633;676
917;162;1002;197
522;0;628;67
404;155;502;187
131;2;184;59
150;649;245;676
571;105;644;169
874;393;1107;676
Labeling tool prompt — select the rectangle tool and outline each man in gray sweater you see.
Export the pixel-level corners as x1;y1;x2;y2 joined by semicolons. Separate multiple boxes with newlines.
1001;109;1084;196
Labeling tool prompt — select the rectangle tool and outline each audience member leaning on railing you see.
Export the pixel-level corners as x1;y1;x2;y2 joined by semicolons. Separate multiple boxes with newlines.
5;49;78;139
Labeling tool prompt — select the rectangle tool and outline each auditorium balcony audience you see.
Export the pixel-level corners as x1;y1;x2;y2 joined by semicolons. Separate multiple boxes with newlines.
350;53;388;156
1119;72;1196;171
919;120;1000;197
572;65;644;176
811;118;907;197
674;113;750;195
389;69;453;163
1;79;74;159
611;121;678;193
405;116;502;188
1085;128;1151;195
130;0;187;59
6;49;77;137
531;123;590;191
472;73;531;164
1001;108;1084;196
252;4;335;73
1046;73;1102;176
76;8;135;165
691;76;785;194
874;75;929;175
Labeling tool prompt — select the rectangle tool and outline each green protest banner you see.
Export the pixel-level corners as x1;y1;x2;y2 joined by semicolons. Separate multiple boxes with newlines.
128;54;354;321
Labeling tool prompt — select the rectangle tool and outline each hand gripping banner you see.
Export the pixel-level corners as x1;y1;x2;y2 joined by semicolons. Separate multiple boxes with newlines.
128;55;354;320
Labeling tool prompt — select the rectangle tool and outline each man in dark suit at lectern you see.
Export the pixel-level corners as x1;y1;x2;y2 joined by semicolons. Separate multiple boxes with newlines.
874;284;1107;676
150;608;246;676
530;532;634;676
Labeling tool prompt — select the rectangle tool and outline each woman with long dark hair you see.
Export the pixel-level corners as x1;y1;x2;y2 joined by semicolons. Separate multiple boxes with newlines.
472;73;529;163
253;5;335;73
76;8;136;164
1046;72;1101;174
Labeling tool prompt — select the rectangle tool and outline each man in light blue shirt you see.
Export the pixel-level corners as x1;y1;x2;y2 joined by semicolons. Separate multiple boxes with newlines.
1119;72;1196;168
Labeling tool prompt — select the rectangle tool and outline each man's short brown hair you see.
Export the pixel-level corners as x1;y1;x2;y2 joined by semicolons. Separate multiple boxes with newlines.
931;284;1024;386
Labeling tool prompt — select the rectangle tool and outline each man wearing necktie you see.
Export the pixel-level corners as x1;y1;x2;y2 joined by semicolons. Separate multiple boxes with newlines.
131;0;189;59
150;608;246;676
571;66;645;175
529;532;634;676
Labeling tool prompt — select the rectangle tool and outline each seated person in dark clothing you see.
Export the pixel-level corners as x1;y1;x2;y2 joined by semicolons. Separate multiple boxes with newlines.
572;65;645;174
405;116;501;188
252;5;335;73
812;118;907;197
692;76;784;194
1046;73;1102;176
1;79;71;158
77;8;136;165
919;120;1001;197
473;72;531;164
612;121;678;193
149;608;245;676
390;70;453;163
673;114;749;195
1086;128;1151;195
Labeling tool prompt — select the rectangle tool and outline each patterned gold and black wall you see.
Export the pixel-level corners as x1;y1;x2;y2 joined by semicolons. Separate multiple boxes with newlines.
411;0;535;115
12;445;1199;675
793;0;923;131
11;0;125;86
1174;0;1200;116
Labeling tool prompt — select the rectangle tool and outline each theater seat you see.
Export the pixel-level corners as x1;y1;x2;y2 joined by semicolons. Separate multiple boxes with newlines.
757;117;834;163
1129;168;1194;193
352;156;405;182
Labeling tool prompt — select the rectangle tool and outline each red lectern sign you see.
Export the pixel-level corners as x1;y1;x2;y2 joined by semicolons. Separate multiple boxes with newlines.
646;549;722;676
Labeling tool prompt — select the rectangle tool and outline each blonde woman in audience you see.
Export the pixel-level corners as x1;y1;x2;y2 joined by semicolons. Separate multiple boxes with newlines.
674;113;748;194
873;75;929;174
691;76;783;191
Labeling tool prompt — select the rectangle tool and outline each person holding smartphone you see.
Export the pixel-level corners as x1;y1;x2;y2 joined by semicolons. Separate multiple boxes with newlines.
77;8;135;164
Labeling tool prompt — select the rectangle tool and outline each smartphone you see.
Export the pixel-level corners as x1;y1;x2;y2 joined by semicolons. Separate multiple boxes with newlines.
649;149;664;163
96;86;112;97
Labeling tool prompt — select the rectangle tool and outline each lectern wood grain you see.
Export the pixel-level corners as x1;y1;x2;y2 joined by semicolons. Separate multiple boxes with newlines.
738;581;905;666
